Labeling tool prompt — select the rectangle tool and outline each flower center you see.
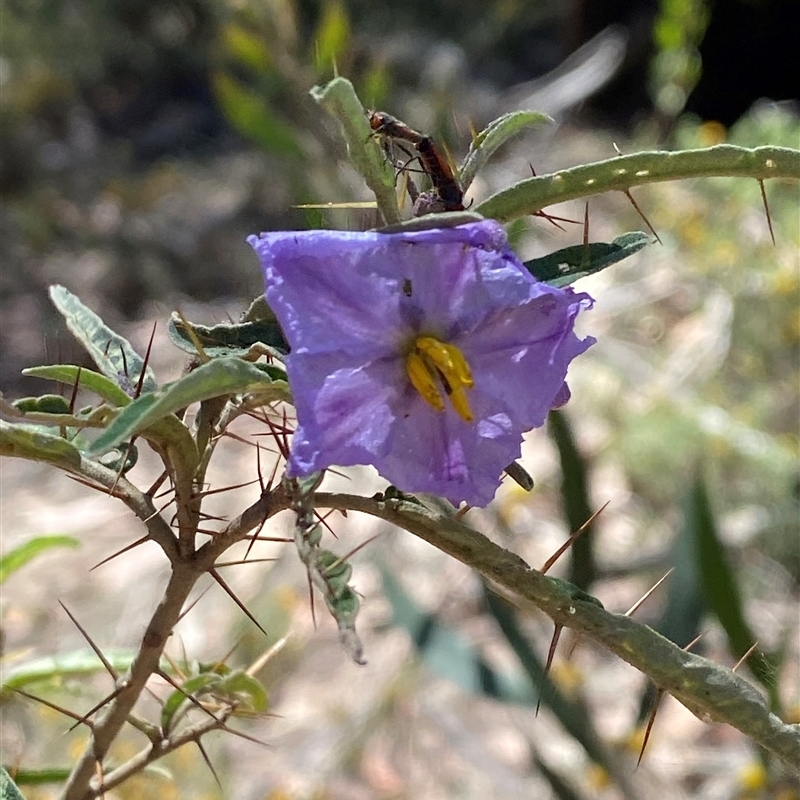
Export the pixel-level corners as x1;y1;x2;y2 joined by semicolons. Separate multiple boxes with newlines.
406;336;474;422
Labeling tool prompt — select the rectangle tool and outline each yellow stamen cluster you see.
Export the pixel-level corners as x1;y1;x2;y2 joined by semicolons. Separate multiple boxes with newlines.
406;336;474;422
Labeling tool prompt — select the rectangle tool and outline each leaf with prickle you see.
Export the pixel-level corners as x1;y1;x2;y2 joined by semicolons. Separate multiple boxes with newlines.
216;670;268;713
22;365;133;407
49;286;157;394
459;110;553;191
161;673;222;733
475;145;800;222
0;420;82;472
87;357;290;456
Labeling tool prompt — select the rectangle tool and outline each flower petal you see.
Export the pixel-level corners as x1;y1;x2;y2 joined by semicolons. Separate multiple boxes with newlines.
461;287;594;429
249;230;407;357
250;220;595;507
286;352;402;475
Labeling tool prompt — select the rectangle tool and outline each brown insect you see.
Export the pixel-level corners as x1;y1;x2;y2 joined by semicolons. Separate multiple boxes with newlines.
368;110;465;212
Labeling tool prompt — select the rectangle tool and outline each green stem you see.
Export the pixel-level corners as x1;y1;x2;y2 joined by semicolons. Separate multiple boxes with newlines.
316;492;800;772
310;78;401;226
476;145;800;221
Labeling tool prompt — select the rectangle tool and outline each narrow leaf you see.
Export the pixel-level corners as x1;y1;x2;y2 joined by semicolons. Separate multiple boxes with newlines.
12;396;71;415
524;232;650;287
483;588;612;770
212;72;301;157
2;649;153;691
475;145;800;222
381;567;537;705
313;0;350;71
22;365;132;407
217;669;268;712
548;410;596;590
310;77;400;225
87;357;290;456
48;286;156;393
161;673;222;733
689;472;779;705
0;536;80;584
459;110;552;190
5;767;71;786
0;421;82;471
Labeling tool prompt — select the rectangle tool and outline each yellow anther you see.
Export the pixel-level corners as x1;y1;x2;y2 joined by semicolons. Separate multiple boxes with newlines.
406;351;445;411
405;336;474;422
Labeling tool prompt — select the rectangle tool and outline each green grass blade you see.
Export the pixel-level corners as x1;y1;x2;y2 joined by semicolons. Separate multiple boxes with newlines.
381;567;538;705
548;410;596;590
0;536;80;584
689;471;780;707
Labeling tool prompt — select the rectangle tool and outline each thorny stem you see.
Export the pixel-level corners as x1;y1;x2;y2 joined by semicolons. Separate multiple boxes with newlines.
62;561;198;800
94;709;233;795
60;484;291;800
475;145;800;221
72;457;179;561
315;492;800;772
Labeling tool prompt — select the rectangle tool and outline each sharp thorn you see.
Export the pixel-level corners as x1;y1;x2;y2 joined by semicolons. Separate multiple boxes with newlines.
209;568;268;636
624;568;675;617
58;600;118;678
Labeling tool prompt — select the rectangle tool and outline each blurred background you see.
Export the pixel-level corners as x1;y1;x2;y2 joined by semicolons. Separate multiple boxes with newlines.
1;1;798;798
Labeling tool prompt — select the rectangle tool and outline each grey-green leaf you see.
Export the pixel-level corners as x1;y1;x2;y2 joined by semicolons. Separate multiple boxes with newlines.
0;420;82;472
524;231;650;287
87;357;290;456
459;110;553;191
22;365;132;407
168;313;290;358
49;286;156;393
1;768;27;800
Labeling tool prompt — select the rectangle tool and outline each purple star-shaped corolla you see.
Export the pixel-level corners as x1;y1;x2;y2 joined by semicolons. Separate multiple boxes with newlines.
248;219;594;506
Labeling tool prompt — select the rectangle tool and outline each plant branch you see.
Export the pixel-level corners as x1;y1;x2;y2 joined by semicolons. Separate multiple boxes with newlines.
475;145;800;221
315;492;800;772
94;709;232;795
195;482;292;566
60;479;292;798
61;560;199;800
75;458;179;560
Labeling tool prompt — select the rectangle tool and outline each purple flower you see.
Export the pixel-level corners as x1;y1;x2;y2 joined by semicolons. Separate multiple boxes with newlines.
248;219;594;506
